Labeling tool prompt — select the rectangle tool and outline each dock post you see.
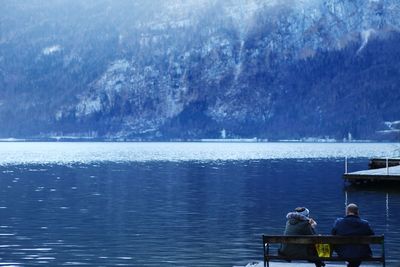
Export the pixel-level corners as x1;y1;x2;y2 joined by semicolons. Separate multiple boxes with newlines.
345;156;348;174
386;157;389;175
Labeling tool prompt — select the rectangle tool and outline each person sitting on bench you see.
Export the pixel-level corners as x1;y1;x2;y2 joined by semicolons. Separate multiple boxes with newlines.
279;207;325;267
332;203;375;267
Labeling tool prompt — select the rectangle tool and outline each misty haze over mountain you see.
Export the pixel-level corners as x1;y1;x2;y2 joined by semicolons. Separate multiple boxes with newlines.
1;0;400;141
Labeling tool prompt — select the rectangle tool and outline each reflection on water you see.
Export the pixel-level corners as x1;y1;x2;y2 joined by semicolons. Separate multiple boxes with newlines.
344;190;392;219
0;147;399;266
0;142;398;165
387;193;389;221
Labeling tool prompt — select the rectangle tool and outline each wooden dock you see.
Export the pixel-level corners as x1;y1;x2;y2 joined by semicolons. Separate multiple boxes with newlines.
344;165;400;183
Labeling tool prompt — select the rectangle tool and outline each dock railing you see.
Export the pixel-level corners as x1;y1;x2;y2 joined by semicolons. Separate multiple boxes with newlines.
343;157;400;183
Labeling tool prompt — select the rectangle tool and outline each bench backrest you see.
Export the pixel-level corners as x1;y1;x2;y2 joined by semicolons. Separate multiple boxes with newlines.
263;235;384;245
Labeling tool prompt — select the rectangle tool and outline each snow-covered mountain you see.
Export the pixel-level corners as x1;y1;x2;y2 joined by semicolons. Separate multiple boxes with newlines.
1;0;399;140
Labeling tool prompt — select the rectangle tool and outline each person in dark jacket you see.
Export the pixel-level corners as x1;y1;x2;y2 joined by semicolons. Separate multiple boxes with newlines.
279;207;324;267
332;203;374;267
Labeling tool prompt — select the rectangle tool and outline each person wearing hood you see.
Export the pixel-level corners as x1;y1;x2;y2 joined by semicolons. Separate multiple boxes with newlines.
279;207;324;267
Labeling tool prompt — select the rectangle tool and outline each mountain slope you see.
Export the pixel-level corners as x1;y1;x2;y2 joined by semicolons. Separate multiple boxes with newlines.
1;0;399;140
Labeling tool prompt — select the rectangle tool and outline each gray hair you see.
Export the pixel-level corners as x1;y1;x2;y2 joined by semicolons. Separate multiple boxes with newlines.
346;203;359;215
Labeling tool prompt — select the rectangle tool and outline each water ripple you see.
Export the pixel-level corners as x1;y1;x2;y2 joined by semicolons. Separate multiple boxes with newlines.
0;151;399;266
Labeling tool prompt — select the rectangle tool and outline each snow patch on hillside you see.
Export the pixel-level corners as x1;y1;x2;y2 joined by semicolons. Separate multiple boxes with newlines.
43;45;61;55
357;29;376;54
97;59;131;94
76;97;102;117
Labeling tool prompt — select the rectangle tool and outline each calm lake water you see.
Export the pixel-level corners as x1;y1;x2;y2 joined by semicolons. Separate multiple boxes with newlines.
0;142;399;266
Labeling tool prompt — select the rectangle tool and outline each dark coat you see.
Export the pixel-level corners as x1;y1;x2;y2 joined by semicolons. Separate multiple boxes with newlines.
279;212;316;257
331;215;374;258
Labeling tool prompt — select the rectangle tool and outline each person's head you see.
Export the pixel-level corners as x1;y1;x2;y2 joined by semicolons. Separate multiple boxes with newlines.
295;207;309;217
346;203;359;216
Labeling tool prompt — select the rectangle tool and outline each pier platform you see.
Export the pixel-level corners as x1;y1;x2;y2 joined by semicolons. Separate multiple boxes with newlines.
344;165;400;183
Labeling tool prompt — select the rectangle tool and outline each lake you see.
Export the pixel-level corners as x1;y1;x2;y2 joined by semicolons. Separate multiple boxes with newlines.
0;142;399;266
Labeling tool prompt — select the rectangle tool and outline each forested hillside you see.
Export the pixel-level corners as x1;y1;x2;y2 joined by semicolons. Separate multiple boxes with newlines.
0;0;399;140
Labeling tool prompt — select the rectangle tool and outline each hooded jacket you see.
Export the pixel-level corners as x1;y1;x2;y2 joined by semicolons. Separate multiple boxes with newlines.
279;212;316;257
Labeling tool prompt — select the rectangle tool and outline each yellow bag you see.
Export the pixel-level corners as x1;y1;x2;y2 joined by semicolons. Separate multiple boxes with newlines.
315;243;331;258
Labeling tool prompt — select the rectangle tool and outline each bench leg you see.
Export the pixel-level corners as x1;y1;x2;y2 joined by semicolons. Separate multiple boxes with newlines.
263;247;269;267
382;241;386;267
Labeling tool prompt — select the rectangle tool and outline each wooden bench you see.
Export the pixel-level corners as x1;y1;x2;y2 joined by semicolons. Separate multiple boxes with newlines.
263;235;385;267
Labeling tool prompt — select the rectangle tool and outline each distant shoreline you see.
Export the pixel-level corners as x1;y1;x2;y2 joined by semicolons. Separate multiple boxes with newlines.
0;137;390;143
